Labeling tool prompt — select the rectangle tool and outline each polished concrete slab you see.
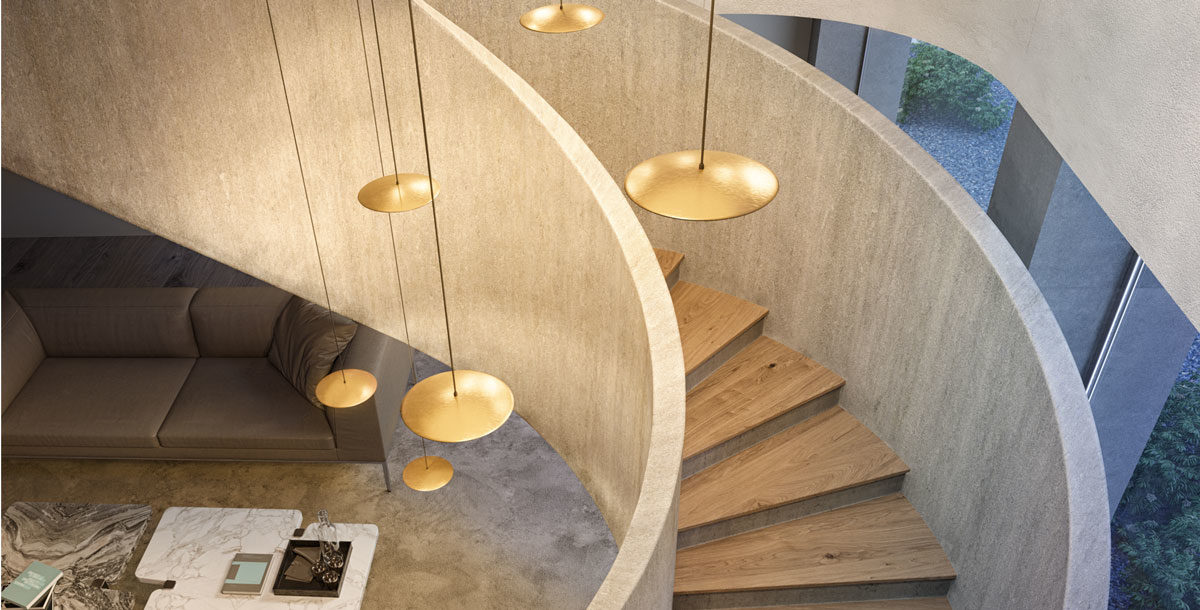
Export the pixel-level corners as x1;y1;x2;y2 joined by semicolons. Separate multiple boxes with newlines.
1;353;617;609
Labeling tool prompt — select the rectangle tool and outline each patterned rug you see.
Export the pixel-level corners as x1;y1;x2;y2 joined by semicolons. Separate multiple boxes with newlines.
2;502;152;610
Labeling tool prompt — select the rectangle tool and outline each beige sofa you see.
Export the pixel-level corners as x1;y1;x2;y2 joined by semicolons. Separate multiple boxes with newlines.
1;286;410;490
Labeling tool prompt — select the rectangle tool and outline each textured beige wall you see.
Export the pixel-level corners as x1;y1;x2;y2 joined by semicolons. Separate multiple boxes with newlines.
695;0;1200;328
424;0;1110;608
1;0;685;607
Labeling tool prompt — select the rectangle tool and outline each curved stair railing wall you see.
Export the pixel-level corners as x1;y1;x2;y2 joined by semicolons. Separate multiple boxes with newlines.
423;0;1111;608
0;1;685;607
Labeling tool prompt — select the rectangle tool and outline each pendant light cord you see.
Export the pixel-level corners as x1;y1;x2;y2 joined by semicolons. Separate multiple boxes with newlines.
408;0;459;396
369;0;403;183
266;0;345;380
698;0;717;170
359;0;419;385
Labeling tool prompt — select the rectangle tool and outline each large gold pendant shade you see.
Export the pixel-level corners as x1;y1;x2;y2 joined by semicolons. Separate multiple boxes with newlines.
624;0;777;221
520;3;604;33
625;150;778;221
402;371;514;443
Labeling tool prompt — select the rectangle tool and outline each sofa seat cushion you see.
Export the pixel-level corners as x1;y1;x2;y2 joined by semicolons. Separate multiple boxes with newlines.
157;358;334;450
2;358;195;448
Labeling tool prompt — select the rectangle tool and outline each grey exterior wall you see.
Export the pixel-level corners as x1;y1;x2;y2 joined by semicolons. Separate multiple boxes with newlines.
856;28;909;121
812;19;865;92
1029;164;1134;375
1086;267;1196;513
987;103;1061;265
723;14;814;62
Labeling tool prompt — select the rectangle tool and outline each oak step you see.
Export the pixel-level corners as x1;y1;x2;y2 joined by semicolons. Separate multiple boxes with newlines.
738;599;951;609
674;494;955;595
672;281;769;376
679;406;908;531
654;247;684;286
684;335;844;461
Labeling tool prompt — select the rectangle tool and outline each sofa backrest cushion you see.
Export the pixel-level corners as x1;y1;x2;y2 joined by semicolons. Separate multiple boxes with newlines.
267;296;357;408
190;287;291;357
2;292;46;412
11;288;199;358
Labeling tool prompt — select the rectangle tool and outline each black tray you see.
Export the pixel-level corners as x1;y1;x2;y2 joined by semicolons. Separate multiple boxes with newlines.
271;540;352;598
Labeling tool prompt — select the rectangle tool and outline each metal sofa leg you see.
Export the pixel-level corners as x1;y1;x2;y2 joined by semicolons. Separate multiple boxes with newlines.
382;461;392;492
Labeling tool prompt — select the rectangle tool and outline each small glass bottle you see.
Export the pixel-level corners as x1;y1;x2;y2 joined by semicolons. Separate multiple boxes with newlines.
316;510;344;571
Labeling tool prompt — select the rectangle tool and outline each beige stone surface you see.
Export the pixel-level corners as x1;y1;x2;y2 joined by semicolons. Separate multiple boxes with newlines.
424;0;1109;608
694;0;1200;328
1;0;685;607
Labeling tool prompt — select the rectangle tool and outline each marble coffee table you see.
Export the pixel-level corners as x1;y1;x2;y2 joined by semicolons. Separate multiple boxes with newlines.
135;507;377;609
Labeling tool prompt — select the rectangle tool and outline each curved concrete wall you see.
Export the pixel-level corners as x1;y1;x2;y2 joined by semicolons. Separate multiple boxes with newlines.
424;0;1110;607
699;0;1200;328
1;1;684;607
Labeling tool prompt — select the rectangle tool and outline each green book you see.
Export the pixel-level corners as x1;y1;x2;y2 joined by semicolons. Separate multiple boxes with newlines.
1;561;61;608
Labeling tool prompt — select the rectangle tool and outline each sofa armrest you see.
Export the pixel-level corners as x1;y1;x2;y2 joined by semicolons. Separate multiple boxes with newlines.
326;325;412;462
3;292;46;413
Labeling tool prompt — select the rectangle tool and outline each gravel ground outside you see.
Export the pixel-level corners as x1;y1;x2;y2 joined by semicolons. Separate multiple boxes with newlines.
897;79;1016;210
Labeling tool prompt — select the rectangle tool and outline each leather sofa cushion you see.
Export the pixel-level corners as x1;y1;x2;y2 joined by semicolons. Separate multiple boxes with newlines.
12;288;199;357
157;358;335;450
2;358;194;448
3;292;45;413
190;287;291;357
267;297;357;408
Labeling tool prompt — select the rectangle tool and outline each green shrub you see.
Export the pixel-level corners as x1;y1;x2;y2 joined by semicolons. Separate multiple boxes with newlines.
1112;375;1200;609
897;42;1012;130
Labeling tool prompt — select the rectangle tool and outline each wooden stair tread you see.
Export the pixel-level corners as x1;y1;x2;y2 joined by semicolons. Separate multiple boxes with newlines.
684;336;844;459
674;494;955;594
739;599;951;609
654;248;684;279
672;281;769;373
679;407;908;530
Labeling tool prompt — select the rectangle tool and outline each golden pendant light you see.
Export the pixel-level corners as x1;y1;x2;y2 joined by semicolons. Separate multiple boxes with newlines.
402;455;454;491
520;0;604;33
399;0;515;453
358;173;440;212
625;0;777;221
266;0;377;409
357;0;455;491
357;0;438;213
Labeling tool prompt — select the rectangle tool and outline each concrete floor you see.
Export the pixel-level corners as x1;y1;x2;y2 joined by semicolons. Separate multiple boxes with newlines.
0;353;617;609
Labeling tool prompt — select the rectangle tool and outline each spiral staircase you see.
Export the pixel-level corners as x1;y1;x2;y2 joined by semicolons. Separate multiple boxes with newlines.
655;248;955;609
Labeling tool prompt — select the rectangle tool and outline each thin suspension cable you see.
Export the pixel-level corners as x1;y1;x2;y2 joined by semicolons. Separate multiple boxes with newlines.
266;0;345;379
407;0;458;395
358;0;420;384
698;0;717;170
421;437;429;469
388;214;420;383
371;0;402;181
356;0;386;176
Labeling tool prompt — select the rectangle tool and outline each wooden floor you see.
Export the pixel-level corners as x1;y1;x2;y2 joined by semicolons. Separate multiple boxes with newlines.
3;236;265;289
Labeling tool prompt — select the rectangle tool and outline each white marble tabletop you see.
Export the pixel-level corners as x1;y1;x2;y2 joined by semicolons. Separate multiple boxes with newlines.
136;507;376;609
